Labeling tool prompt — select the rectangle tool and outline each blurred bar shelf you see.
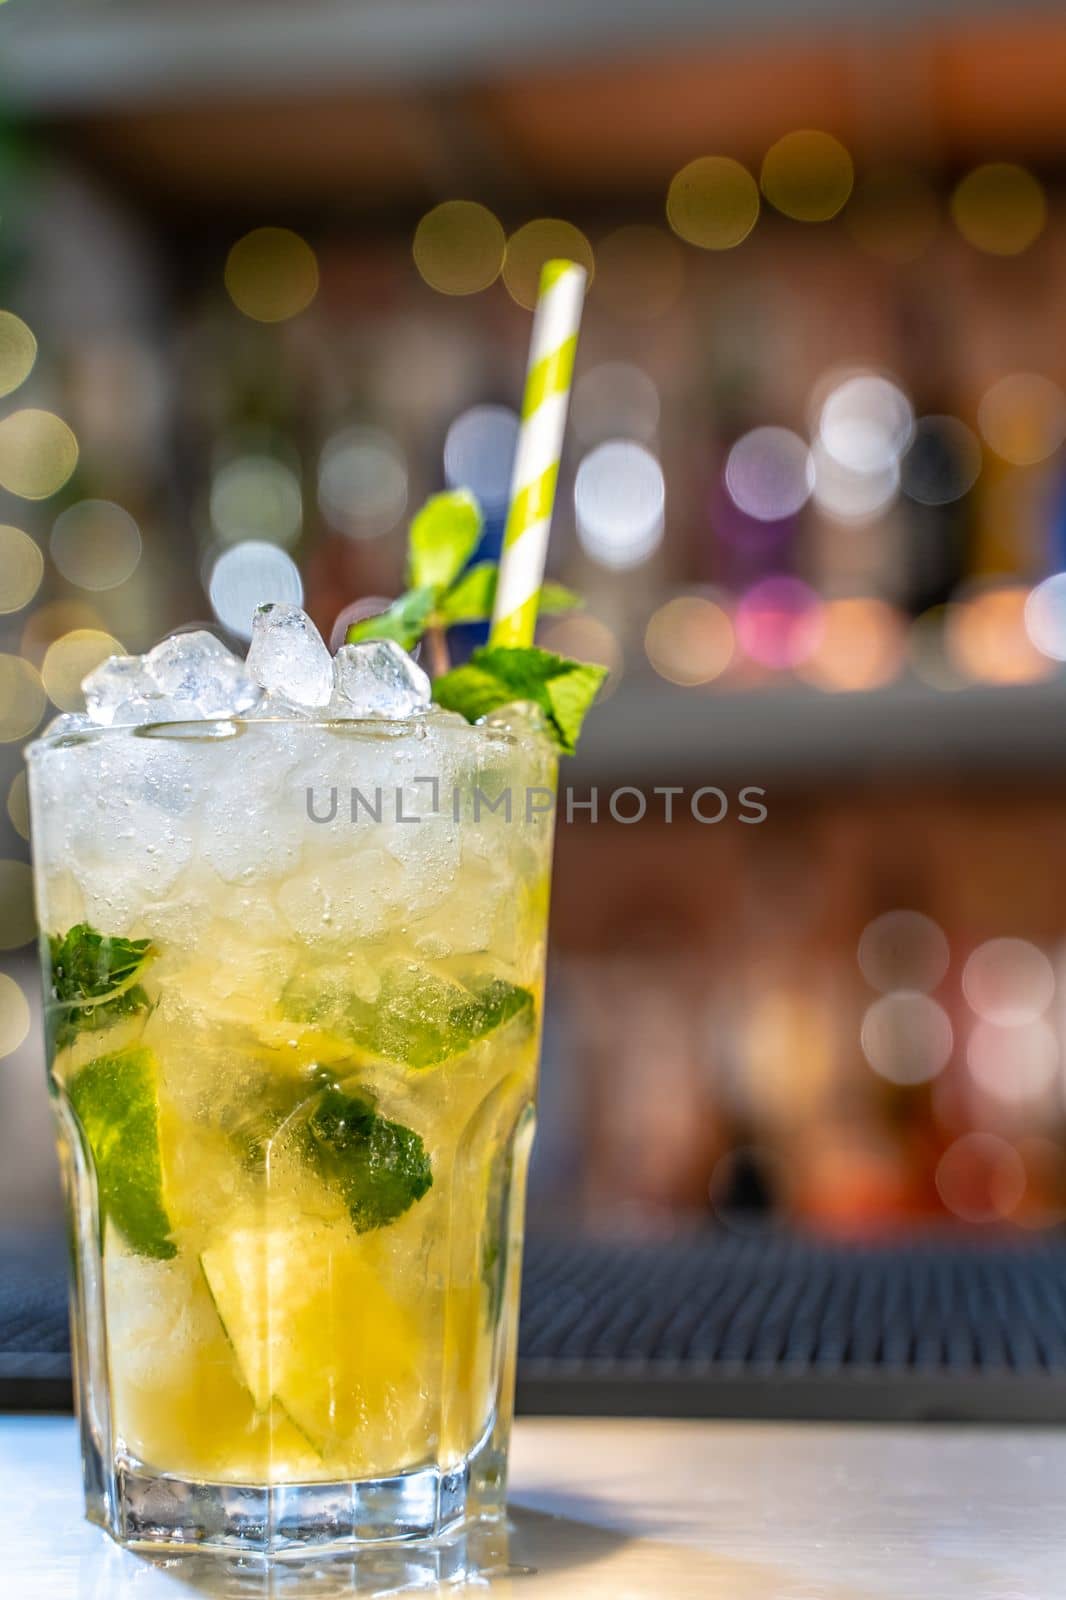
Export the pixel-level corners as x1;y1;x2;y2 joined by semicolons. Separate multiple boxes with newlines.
572;677;1066;784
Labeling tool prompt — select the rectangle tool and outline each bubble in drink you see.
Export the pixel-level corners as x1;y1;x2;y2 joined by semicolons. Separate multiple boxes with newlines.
246;602;333;708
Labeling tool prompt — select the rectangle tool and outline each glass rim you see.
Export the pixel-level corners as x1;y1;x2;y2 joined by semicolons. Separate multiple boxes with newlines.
24;710;550;761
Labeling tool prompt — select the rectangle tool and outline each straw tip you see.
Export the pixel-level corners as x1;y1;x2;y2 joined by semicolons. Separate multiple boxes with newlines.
539;258;588;293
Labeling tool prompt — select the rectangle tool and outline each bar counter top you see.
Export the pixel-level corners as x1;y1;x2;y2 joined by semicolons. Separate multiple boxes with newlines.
3;1413;1064;1597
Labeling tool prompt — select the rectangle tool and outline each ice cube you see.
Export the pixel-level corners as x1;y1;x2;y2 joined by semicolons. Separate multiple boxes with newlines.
147;630;259;717
246;603;333;708
82;655;157;726
331;640;431;718
109;694;203;727
38;711;95;742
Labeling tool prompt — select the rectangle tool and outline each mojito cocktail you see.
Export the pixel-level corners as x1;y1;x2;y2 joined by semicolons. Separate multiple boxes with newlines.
27;623;556;1554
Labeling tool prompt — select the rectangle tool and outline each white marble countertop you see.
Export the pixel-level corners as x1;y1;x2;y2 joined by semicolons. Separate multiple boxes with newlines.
4;1413;1065;1597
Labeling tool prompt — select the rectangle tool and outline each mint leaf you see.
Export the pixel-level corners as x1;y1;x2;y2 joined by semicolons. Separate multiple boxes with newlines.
47;924;155;1053
408;489;483;592
432;645;607;754
346;586;435;652
438;567;583;626
282;962;534;1070
303;1084;432;1233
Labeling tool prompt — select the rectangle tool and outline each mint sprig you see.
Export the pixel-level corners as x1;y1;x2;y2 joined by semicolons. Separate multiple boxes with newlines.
433;646;606;755
346;488;603;751
46;923;155;1053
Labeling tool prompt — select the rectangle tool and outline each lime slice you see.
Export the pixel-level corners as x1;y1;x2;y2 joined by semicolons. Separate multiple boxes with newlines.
201;1218;426;1464
67;1045;175;1260
283;961;533;1070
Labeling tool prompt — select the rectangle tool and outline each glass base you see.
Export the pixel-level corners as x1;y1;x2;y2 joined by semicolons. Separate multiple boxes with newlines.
86;1434;509;1557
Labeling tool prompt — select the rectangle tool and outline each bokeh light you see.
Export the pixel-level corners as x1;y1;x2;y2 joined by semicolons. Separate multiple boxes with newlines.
845;165;939;263
977;373;1066;466
725;427;814;522
50;500;142;590
760;130;853;221
42;629;124;711
645;595;734;686
861;991;954;1085
666;157;760;250
540;613;623;700
0;654;46;742
800;597;905;692
413;200;506;295
574;440;665;570
968;1018;1059;1105
900;415;982;506
951;163;1047;256
224;227;319;323
208;541;303;640
0;409;78;500
811;442;899;523
907;604;965;692
502;220;595;310
0;311;37;398
443;405;519;516
594;225;685;321
963;938;1054;1026
6;770;29;841
0;859;35;949
210;455;302;549
21;600;103;667
734;576;824;669
817;373;913;474
0;526;44;614
1025;573;1066;661
946;584;1050;686
572;363;660;447
317;426;408;540
0;972;30;1059
936;1133;1026;1223
858;910;950;995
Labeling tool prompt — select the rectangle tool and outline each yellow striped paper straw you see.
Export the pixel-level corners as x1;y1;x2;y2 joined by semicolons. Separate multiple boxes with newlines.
490;258;587;647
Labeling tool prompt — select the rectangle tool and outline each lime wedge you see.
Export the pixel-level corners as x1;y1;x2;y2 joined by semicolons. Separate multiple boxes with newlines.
283;961;533;1070
200;1218;425;1461
67;1045;175;1260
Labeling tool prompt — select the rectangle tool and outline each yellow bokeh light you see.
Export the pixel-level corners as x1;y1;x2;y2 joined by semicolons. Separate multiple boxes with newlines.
0;311;37;398
502;220;595;310
0;973;30;1058
0;859;36;949
645;595;734;685
0;653;46;742
224;227;319;323
595;225;685;322
7;770;29;841
977;374;1066;467
0;525;44;614
41;629;124;711
540;613;622;700
0;409;78;500
761;130;853;222
413;201;506;295
666;157;759;250
947;585;1051;686
845;165;939;263
21;600;104;667
50;499;143;590
799;598;905;693
951;164;1046;256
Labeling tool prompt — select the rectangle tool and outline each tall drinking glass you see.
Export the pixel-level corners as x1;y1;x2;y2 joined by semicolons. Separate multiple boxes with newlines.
26;710;556;1555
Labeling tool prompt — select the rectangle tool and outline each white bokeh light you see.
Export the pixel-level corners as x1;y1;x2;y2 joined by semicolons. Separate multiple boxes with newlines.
575;440;665;570
318;426;408;539
572;362;661;446
724;427;814;522
443;404;518;516
861;991;954;1084
858;910;950;995
818;373;914;473
968;1017;1059;1104
208;541;303;640
811;440;899;523
963;938;1054;1026
1024;573;1066;661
